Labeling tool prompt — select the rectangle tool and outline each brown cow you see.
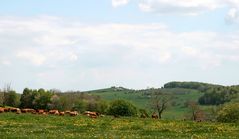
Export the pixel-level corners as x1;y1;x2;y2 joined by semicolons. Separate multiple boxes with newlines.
9;108;20;112
49;110;57;114
90;115;97;118
55;111;59;115
59;112;65;116
69;111;78;116
65;110;71;115
4;108;10;112
37;109;45;114
84;111;99;118
16;109;21;114
21;108;35;113
0;108;4;113
152;112;159;119
49;110;59;115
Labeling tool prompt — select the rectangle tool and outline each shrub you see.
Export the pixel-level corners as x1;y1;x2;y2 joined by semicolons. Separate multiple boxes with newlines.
217;102;239;123
107;100;137;117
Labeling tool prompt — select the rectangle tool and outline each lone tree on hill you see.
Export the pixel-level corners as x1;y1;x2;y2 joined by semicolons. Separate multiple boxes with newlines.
186;101;205;121
151;91;173;119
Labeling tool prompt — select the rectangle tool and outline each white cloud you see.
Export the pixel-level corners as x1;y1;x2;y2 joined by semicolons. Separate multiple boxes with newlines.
139;0;222;16
17;50;46;66
225;8;239;23
111;0;239;22
112;0;129;8
1;16;239;91
1;60;11;66
1;16;239;69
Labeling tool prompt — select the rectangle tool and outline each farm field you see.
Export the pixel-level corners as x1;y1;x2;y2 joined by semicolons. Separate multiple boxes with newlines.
0;113;239;139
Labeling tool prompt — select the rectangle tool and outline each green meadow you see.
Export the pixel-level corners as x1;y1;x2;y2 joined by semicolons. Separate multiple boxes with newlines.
0;113;239;139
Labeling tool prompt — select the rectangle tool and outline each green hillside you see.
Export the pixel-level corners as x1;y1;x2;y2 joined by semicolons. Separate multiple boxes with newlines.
85;87;204;119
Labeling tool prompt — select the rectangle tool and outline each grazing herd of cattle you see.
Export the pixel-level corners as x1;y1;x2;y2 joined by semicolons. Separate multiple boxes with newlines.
0;107;161;119
0;107;100;118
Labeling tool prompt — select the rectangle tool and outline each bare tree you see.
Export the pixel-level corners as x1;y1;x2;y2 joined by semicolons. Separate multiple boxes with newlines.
0;89;3;106
151;91;173;119
2;83;12;106
186;101;204;121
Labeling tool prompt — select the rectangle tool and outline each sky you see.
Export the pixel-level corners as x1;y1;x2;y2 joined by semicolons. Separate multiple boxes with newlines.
0;0;239;93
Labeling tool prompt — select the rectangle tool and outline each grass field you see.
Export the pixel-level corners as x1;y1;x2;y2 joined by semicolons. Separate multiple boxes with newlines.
87;87;204;119
1;113;238;138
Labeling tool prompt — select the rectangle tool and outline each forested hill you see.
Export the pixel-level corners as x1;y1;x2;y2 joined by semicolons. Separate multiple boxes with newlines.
85;81;239;93
163;81;239;91
164;81;239;105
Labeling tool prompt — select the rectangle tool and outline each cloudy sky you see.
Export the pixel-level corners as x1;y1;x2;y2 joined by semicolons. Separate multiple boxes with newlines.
1;0;239;92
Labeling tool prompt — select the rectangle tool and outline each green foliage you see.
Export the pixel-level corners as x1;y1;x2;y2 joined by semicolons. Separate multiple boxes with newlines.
164;81;222;92
32;89;53;110
164;81;239;106
73;99;109;114
48;95;62;110
96;100;109;114
0;91;4;106
139;108;149;117
107;100;137;116
217;102;239;123
20;88;36;108
73;100;87;112
20;88;53;110
3;90;19;107
198;87;237;105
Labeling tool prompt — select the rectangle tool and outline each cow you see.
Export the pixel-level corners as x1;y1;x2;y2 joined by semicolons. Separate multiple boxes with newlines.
16;109;21;114
65;110;71;115
90;115;97;118
32;110;37;114
49;110;57;114
83;111;99;118
69;111;78;116
49;110;59;115
152;112;159;119
0;108;4;113
21;108;35;113
9;108;20;112
54;111;59;115
4;108;10;112
37;109;45;114
59;112;65;116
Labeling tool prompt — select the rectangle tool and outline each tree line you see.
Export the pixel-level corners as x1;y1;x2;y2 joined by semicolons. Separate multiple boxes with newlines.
0;86;139;117
0;87;108;114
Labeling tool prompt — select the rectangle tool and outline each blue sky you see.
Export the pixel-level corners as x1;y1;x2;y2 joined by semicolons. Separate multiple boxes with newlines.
0;0;239;92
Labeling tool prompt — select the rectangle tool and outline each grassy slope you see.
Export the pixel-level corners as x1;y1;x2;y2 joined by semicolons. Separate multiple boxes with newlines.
0;113;238;139
86;88;204;119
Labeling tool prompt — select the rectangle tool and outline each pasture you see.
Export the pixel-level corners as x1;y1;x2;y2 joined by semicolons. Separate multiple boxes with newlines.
88;88;204;119
0;113;239;138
